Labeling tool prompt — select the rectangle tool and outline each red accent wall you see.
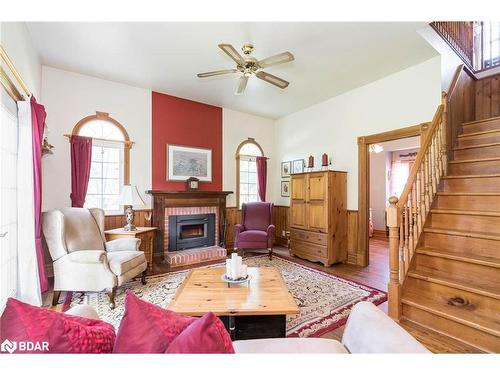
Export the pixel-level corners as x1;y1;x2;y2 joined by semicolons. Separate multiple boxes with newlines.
152;92;223;191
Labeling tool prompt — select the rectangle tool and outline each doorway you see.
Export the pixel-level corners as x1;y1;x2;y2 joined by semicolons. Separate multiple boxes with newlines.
357;124;427;267
368;137;420;277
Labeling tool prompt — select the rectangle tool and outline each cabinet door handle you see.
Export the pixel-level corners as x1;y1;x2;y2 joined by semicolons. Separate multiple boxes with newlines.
0;231;8;238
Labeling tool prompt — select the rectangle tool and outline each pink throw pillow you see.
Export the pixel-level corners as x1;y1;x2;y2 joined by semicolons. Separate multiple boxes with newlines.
113;290;196;353
166;312;235;354
0;298;115;353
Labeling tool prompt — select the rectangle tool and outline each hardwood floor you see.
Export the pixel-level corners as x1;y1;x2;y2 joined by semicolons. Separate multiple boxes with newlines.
43;236;479;353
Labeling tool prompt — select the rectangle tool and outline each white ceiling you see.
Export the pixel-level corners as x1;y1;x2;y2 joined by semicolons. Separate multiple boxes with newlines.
26;22;437;119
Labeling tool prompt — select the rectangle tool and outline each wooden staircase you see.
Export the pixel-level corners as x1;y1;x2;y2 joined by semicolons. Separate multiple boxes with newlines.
399;115;500;353
386;66;500;353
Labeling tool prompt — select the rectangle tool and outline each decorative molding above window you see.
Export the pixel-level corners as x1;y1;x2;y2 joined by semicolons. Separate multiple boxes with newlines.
69;112;133;213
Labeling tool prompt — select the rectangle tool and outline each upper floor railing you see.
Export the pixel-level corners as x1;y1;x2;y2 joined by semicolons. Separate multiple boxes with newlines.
431;21;500;72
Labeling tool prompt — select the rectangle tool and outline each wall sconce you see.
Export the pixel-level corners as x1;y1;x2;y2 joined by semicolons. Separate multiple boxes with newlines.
42;124;54;156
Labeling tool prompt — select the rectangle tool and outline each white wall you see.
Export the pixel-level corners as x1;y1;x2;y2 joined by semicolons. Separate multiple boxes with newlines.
273;56;441;209
417;25;465;91
40;66;152;211
0;22;41;98
222;108;276;207
40;67;277;211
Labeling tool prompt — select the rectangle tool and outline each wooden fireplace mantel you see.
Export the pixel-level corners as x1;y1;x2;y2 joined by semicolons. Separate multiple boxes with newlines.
146;190;233;260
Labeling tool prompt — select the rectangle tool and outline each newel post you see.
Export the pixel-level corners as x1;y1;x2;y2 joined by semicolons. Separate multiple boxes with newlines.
387;196;402;320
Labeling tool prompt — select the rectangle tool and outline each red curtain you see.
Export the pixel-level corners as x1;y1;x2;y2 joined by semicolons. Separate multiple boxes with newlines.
70;135;93;208
30;96;49;293
256;156;268;202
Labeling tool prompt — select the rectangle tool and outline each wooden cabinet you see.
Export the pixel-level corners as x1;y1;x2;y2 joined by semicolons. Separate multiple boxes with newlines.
289;171;347;266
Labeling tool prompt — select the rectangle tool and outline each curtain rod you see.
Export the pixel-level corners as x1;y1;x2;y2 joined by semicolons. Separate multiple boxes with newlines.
63;134;135;146
0;45;31;97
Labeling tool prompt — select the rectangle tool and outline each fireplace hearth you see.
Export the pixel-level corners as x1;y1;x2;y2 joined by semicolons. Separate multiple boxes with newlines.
168;213;215;251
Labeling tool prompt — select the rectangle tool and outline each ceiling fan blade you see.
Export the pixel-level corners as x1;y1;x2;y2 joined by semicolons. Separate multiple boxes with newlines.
218;44;245;65
235;76;249;95
197;69;238;78
256;71;289;89
258;52;294;68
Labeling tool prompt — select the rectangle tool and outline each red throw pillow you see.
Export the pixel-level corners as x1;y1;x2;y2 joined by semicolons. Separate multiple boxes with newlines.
166;312;235;354
0;298;115;353
113;290;196;353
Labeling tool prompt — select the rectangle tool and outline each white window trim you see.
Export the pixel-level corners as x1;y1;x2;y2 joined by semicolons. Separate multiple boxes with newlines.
85;139;124;215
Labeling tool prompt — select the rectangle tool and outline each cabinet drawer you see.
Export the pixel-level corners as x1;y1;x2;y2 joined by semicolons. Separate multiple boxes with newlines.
290;239;328;258
290;229;328;246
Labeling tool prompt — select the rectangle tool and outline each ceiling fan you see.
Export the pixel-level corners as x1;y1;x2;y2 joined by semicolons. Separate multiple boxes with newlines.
197;43;294;95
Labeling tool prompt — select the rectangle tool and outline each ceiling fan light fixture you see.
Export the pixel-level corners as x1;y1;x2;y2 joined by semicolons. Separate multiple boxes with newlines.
197;43;294;95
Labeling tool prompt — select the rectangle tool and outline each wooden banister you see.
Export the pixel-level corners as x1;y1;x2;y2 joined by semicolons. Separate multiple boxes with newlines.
398;104;444;208
385;65;467;320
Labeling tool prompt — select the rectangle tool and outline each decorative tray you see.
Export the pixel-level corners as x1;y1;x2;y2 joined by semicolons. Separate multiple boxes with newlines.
221;274;251;285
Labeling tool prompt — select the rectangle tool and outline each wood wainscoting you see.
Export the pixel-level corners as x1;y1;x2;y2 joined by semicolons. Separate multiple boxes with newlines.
104;209;153;230
105;206;359;266
226;205;359;266
225;205;290;250
446;65;476;157
475;73;500;121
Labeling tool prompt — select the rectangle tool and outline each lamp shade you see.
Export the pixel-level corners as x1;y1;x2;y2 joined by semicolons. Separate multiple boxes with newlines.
117;185;145;206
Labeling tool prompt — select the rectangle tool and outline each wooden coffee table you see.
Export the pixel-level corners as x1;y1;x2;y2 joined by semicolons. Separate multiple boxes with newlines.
168;267;299;340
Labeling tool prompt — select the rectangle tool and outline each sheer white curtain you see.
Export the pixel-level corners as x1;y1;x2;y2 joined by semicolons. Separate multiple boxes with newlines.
390;160;411;199
16;98;42;306
0;87;19;312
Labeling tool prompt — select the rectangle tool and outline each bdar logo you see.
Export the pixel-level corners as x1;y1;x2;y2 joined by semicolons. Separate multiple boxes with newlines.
1;339;17;354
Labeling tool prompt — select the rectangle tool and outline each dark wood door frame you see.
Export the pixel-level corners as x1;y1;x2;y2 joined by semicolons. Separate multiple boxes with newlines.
356;123;428;267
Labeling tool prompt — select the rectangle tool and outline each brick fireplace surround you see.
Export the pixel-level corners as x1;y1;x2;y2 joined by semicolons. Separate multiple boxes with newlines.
146;191;232;267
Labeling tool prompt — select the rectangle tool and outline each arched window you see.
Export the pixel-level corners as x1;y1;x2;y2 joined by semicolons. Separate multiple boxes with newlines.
236;138;264;208
72;111;133;213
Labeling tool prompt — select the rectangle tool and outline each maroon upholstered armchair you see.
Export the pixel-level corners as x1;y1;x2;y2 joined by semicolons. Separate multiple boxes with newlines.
234;202;275;260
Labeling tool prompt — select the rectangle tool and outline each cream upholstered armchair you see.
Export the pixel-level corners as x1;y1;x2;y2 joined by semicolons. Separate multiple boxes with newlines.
42;207;148;309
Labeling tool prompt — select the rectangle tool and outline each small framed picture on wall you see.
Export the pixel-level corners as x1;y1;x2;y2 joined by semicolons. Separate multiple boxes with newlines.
281;180;290;197
292;159;304;174
281;161;291;178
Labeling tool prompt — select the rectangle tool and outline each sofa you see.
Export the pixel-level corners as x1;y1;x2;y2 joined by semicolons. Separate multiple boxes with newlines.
67;301;430;353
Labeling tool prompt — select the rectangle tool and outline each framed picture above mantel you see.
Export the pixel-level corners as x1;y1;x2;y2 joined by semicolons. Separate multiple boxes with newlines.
167;144;212;182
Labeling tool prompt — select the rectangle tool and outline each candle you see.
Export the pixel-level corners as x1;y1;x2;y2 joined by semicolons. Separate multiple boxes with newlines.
240;264;248;278
308;155;314;168
226;259;232;278
322;153;328;166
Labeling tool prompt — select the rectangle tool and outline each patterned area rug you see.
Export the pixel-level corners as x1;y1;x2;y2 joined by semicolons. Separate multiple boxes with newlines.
68;255;386;337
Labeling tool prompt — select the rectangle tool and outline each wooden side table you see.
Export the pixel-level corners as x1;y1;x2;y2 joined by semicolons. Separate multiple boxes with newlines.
104;227;157;273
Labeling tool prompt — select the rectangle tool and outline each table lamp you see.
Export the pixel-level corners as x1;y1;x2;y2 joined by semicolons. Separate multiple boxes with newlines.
117;185;146;231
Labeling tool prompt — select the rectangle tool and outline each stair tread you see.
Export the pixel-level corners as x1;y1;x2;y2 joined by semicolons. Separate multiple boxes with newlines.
442;173;500;179
436;192;500;196
416;247;500;268
424;226;500;241
401;291;500;337
399;319;485;353
430;208;500;217
453;142;500;150
407;269;500;300
457;129;500;138
463;115;500;126
448;156;500;164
